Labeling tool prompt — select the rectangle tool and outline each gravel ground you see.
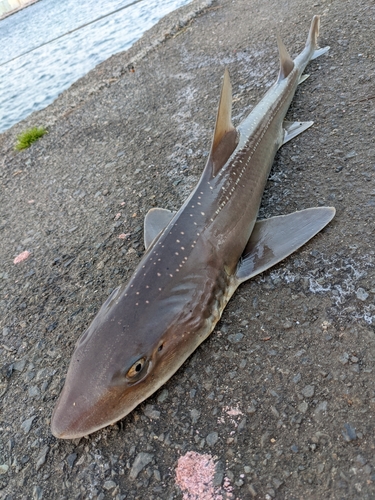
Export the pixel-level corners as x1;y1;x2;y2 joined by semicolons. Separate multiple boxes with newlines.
1;0;375;498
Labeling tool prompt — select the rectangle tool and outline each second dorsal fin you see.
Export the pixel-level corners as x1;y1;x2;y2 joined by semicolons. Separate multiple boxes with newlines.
277;35;294;82
144;208;175;249
209;69;238;176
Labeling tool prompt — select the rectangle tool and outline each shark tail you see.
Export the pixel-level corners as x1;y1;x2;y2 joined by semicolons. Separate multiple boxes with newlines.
292;15;329;77
277;15;329;84
306;15;330;60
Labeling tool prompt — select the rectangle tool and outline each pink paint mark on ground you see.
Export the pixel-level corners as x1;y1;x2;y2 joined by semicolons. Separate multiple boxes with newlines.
176;452;216;500
118;233;130;240
225;406;244;417
13;250;31;264
218;406;244;427
222;476;235;498
175;451;238;500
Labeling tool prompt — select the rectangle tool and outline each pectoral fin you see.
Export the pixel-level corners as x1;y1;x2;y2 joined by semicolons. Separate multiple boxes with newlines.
144;208;175;249
235;207;335;283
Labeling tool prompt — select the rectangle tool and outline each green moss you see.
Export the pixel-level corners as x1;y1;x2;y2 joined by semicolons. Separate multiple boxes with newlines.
15;127;47;150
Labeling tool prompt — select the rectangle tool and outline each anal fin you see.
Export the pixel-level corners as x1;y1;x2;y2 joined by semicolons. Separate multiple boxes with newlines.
235;207;335;283
282;120;314;145
298;74;309;84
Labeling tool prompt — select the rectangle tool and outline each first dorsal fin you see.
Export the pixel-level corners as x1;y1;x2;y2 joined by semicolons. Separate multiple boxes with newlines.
277;35;294;82
209;69;238;176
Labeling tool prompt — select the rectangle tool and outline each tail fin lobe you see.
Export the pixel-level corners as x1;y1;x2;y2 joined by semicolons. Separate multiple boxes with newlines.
306;15;330;60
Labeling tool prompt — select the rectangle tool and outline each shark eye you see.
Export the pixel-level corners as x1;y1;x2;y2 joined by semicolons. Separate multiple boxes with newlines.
126;357;147;379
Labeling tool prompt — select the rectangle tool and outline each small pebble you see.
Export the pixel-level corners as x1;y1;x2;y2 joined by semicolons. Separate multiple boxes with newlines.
129;452;154;479
228;333;243;343
356;288;368;301
21;416;36;434
157;389;168;403
153;469;161;481
32;485;43;500
248;484;257;497
237;417;247;432
261;432;271;448
282;321;293;329
342;423;357;442
339;353;349;365
28;386;40;398
247;404;256;414
13;359;26;372
356;455;367;465
143;405;160;420
298;402;308;413
364;465;372;475
190;409;200;424
272;478;283;489
103;480;117;490
301;385;315;398
67;453;77;468
213;461;225;487
315;401;328;414
0;464;9;475
206;431;219;447
36;445;50;471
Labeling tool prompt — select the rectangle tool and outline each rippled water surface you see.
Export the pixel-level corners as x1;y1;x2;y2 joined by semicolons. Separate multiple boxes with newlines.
0;0;192;132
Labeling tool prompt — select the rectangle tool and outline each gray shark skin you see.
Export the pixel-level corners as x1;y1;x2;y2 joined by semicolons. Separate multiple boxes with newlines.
51;15;334;439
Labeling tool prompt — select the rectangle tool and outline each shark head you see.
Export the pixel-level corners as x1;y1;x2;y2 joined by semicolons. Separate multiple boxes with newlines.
50;260;215;439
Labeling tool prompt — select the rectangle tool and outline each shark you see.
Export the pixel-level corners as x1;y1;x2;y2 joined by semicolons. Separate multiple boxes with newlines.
51;15;334;439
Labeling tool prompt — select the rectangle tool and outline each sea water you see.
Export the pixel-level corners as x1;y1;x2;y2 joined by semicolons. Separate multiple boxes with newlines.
0;0;192;132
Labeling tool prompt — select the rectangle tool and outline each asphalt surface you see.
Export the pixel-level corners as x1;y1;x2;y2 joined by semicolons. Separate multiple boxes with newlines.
0;0;374;498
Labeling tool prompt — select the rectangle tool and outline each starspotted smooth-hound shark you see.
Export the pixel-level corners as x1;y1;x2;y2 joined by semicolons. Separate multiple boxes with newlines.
51;15;334;439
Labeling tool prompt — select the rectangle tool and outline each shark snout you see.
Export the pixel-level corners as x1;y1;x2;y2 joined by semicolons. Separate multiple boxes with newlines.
51;388;93;439
51;379;120;439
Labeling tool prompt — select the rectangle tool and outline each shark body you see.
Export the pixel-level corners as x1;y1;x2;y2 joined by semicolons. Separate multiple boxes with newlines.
51;16;334;439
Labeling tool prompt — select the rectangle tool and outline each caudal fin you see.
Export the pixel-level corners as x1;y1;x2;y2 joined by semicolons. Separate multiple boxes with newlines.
306;15;330;60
